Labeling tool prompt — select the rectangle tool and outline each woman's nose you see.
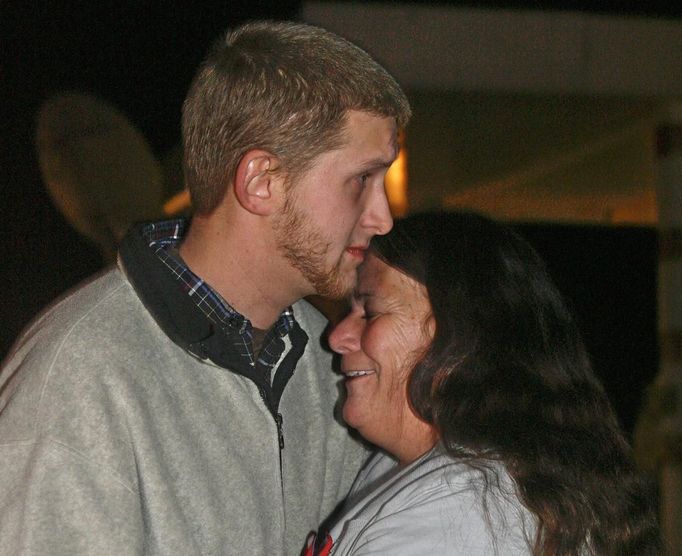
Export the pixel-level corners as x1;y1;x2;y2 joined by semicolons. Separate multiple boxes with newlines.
328;315;362;354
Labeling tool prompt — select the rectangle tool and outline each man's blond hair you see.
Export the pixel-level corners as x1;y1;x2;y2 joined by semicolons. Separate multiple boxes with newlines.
182;20;411;214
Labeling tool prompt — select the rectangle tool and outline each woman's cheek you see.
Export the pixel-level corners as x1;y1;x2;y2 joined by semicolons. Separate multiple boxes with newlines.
363;324;394;368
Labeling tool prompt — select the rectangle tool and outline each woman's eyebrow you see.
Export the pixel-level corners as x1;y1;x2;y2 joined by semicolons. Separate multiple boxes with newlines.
352;290;373;302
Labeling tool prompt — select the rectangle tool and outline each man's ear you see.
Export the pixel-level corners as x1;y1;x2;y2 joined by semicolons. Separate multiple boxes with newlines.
233;149;282;215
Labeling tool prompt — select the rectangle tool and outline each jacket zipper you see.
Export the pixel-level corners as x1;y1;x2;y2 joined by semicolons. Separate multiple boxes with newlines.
275;412;285;450
257;386;285;486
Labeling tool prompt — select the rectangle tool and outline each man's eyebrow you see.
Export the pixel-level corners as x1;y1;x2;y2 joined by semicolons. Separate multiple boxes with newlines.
356;158;395;173
358;144;400;172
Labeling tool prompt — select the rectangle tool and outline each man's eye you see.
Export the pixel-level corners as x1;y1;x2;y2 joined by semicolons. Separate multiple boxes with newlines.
358;173;370;187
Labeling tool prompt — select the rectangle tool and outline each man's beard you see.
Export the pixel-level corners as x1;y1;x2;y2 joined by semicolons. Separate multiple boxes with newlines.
274;194;352;300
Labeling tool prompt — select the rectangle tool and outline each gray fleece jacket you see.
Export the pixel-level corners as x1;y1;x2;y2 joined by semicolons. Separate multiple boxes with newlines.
0;266;368;555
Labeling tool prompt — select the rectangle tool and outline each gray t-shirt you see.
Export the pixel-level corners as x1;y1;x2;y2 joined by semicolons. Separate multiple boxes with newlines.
327;445;536;555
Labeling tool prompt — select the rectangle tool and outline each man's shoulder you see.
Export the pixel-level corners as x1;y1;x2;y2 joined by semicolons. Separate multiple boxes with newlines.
5;268;135;357
0;269;139;440
0;268;154;436
54;266;129;312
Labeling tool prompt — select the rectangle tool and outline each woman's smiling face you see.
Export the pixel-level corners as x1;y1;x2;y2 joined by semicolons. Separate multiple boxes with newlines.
328;253;437;464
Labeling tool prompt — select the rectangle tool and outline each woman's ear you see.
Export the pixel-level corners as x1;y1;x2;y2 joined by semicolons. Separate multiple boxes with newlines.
233;149;282;215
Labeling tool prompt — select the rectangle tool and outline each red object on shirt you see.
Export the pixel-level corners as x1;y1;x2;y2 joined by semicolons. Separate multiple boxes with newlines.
304;532;333;556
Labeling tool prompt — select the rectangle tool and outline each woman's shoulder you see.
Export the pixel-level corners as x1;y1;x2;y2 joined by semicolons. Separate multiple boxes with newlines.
348;450;399;497
350;445;472;493
349;445;510;512
330;447;535;555
369;447;511;512
416;446;520;498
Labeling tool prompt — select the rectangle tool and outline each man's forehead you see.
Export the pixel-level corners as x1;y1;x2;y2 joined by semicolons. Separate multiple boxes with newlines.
342;110;397;142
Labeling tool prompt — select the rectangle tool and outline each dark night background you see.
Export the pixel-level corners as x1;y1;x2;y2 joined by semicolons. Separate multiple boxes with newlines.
2;1;681;437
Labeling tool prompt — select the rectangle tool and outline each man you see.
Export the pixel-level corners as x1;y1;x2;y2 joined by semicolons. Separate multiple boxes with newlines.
0;21;410;555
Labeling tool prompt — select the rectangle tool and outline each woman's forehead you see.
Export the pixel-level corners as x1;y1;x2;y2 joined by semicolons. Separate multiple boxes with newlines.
356;255;393;295
356;255;426;304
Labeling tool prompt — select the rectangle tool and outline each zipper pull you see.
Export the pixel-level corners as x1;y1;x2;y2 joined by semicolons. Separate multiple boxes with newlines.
276;413;284;450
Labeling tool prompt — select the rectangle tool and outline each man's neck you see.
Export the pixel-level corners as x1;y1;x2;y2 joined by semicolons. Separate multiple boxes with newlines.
178;211;307;330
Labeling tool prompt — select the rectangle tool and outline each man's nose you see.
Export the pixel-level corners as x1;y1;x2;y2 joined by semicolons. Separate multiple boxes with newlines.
362;185;393;236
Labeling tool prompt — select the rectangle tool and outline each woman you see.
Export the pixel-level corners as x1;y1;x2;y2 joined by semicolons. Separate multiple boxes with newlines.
306;212;659;555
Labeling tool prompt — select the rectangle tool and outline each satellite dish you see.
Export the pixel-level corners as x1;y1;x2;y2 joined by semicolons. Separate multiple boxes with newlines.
36;92;165;260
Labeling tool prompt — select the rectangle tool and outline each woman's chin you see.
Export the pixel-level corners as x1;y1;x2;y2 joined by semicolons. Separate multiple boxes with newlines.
341;402;368;434
341;403;358;429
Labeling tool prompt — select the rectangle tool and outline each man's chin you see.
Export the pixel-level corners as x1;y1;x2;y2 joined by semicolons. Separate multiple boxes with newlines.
325;277;355;301
309;266;354;300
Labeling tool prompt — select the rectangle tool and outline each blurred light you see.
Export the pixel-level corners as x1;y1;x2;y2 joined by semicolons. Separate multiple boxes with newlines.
163;189;191;216
385;132;408;217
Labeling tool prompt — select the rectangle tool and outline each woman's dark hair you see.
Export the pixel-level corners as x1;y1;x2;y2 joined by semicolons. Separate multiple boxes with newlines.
371;211;660;555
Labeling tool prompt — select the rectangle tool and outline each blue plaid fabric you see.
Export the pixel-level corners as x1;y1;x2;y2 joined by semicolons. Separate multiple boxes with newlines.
142;219;295;380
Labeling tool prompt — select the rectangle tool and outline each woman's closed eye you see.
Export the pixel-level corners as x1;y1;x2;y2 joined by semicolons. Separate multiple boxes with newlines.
361;305;381;320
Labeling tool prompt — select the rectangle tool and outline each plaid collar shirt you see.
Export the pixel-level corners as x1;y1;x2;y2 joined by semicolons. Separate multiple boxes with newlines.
142;219;296;384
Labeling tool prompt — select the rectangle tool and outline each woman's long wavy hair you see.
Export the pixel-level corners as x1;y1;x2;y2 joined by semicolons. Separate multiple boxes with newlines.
371;211;660;555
